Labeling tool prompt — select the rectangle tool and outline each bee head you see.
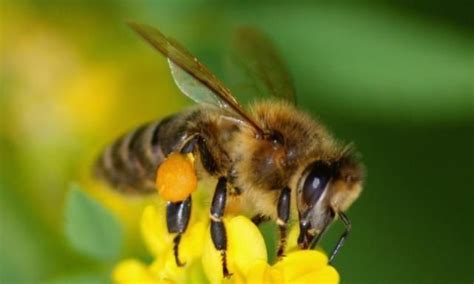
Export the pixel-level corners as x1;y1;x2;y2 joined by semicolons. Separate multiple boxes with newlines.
296;152;363;249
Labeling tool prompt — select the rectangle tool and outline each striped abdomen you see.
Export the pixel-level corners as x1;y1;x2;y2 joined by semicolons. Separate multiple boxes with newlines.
94;114;189;193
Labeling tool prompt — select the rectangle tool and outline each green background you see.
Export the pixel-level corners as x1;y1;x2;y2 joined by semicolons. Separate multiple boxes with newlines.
1;0;473;283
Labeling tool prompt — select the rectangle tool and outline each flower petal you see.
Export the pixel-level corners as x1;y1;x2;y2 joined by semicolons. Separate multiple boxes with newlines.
150;248;186;282
285;224;300;253
245;260;283;284
292;265;340;283
112;259;157;284
273;250;331;282
141;205;173;257
180;221;207;262
202;216;267;283
227;216;267;275
201;230;226;284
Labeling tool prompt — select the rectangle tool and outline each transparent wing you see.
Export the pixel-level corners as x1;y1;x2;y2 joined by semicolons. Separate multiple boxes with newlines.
229;27;296;104
128;22;263;134
168;60;226;108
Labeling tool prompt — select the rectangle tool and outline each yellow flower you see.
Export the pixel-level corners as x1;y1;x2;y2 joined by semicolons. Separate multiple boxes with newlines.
113;204;339;284
113;202;208;284
201;216;339;284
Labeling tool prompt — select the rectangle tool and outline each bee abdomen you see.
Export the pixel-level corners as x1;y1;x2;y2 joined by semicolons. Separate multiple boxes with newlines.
94;114;186;193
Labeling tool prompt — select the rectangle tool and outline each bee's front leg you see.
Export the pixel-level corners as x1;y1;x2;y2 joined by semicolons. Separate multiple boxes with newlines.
166;196;192;267
276;186;291;259
210;176;232;278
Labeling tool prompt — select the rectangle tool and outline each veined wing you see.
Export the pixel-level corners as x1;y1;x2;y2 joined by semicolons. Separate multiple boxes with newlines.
168;60;226;109
229;27;296;104
128;22;264;135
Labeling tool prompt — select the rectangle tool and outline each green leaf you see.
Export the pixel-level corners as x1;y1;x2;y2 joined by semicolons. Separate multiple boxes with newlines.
64;184;123;261
258;222;278;265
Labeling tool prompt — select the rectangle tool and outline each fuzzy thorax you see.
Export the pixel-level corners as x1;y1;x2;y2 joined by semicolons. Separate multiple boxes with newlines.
228;100;357;218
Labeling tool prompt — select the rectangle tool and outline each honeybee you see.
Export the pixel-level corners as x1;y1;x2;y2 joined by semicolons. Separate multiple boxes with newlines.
95;22;364;277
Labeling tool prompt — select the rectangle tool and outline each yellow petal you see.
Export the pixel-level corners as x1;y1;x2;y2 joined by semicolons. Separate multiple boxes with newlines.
201;220;228;284
245;260;283;284
202;216;267;283
112;259;157;284
150;248;186;282
227;216;267;275
273;250;328;282
292;265;339;283
268;267;284;284
144;220;208;282
185;260;209;284
180;221;208;262
285;224;300;253
141;205;173;257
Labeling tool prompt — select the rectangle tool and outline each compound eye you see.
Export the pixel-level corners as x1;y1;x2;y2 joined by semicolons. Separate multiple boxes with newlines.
302;162;332;206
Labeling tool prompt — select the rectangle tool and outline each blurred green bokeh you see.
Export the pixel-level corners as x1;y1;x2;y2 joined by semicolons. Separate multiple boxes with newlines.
1;0;473;283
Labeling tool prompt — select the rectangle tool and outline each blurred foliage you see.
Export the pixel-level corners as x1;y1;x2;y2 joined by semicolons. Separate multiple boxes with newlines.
65;185;123;261
1;0;473;283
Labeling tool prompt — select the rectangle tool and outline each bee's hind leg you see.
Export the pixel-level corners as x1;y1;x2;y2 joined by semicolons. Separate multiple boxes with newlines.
166;196;192;267
163;134;200;267
210;176;232;278
276;186;291;259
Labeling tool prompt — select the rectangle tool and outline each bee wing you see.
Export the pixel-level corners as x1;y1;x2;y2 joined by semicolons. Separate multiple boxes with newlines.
128;22;264;135
168;60;226;108
228;27;296;105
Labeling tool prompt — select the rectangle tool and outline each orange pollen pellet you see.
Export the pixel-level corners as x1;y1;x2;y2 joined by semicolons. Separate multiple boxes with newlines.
155;152;198;202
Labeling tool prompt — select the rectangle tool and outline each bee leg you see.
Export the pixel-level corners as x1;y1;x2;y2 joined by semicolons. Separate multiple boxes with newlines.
180;134;198;154
307;212;335;252
210;176;232;278
297;221;313;249
328;212;351;264
166;196;192;267
181;134;219;175
276;186;291;259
